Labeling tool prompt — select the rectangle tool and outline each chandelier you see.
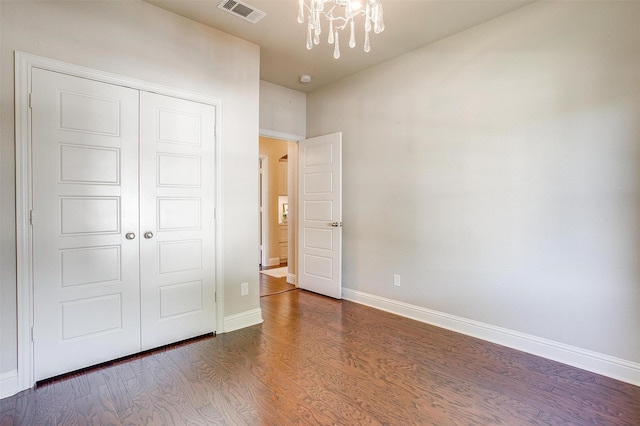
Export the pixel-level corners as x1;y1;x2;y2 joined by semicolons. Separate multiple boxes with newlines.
297;0;385;59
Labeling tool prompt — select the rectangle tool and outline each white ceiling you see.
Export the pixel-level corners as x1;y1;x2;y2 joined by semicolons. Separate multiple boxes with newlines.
144;0;535;93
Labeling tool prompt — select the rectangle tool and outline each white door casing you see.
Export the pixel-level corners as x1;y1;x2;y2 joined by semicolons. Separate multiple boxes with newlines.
259;157;266;265
30;67;217;381
31;68;142;380
16;53;224;392
298;133;343;299
139;92;216;350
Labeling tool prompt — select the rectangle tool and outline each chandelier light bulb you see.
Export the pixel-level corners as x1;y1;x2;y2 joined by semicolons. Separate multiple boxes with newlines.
298;0;385;59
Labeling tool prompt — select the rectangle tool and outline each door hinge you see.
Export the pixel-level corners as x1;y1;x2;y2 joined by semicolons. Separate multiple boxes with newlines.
31;326;34;341
214;292;217;303
29;210;33;225
28;93;33;109
213;207;216;220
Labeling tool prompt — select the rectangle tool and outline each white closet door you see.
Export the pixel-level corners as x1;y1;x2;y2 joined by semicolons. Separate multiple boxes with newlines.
139;92;216;350
31;69;141;380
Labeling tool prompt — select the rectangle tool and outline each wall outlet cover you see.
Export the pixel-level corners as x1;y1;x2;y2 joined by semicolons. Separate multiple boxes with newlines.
393;274;401;287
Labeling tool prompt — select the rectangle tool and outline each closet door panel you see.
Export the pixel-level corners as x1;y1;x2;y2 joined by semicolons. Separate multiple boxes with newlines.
139;92;216;350
31;69;141;381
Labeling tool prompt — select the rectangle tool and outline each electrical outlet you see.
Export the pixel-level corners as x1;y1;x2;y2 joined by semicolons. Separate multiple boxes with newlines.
241;282;249;296
393;274;401;287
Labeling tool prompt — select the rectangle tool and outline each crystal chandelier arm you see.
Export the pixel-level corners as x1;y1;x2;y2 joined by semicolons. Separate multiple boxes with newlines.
298;0;305;23
373;3;384;34
298;0;384;57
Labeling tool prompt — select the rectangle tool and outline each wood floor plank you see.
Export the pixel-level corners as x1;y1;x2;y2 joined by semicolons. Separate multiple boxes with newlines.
10;390;36;425
69;373;92;400
76;369;122;426
127;357;196;426
52;377;79;426
142;352;211;425
161;347;213;410
0;394;15;426
264;292;568;420
75;392;121;426
217;327;380;425
181;353;252;425
2;288;639;425
259;266;296;297
32;383;60;426
119;374;165;425
262;304;534;424
100;363;136;423
191;340;297;426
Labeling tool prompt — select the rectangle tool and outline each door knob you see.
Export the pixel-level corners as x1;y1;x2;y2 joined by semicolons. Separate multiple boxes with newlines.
125;232;136;240
144;231;154;239
330;222;343;227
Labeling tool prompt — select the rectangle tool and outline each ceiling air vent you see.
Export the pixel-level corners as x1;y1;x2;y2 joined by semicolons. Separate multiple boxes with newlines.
218;0;266;24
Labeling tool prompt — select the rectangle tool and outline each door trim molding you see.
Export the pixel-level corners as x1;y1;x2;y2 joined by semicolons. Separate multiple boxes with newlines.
14;51;225;393
259;156;268;266
259;128;303;142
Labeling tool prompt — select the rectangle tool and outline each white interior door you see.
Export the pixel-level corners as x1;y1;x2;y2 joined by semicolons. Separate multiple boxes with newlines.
298;133;342;298
32;68;141;380
139;92;216;350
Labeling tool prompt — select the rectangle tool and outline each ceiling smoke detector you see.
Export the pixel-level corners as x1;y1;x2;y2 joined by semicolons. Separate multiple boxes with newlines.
217;0;266;24
300;75;312;83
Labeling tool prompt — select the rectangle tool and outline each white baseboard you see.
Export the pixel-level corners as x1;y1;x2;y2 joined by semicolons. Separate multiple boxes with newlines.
343;288;640;387
223;308;263;333
0;369;18;399
259;128;304;142
265;258;280;267
287;273;297;285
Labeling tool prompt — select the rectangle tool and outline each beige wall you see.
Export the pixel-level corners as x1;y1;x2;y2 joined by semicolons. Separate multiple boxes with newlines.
307;1;640;364
0;0;260;375
260;80;306;140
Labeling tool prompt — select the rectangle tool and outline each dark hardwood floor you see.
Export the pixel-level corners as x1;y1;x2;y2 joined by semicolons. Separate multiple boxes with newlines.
259;264;296;297
1;289;639;425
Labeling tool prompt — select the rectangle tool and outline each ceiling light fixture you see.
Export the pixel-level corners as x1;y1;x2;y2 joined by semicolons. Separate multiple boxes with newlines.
298;0;385;59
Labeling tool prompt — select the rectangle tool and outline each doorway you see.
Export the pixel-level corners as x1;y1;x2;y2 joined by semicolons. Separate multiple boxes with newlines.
259;136;297;296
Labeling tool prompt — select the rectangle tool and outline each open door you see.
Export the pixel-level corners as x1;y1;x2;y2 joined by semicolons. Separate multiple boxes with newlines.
298;132;342;298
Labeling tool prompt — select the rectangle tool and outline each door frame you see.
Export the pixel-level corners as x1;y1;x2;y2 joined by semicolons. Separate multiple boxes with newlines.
259;156;268;266
259;131;301;285
14;51;225;392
